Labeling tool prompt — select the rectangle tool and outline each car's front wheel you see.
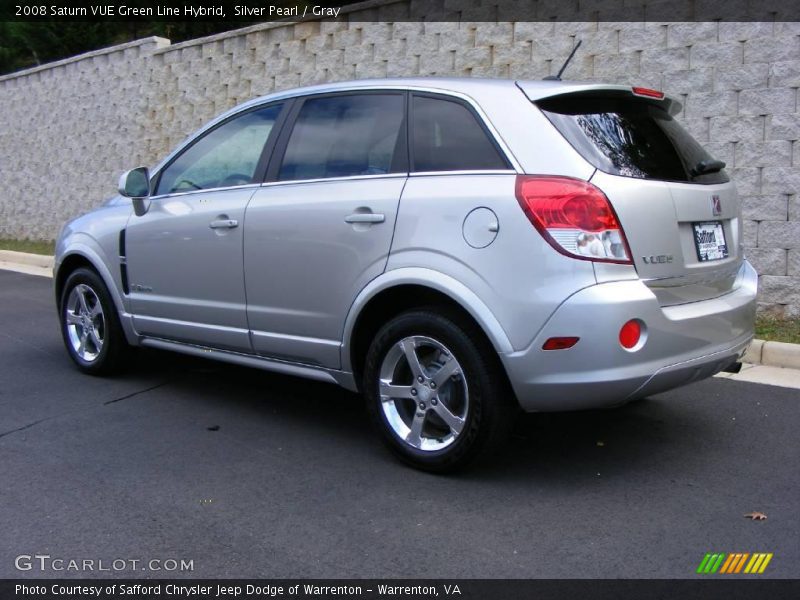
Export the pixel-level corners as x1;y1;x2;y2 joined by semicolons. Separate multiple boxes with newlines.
364;309;516;472
59;268;128;375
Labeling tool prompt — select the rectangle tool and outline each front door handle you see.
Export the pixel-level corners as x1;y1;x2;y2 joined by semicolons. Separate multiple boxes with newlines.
209;218;239;229
344;213;385;224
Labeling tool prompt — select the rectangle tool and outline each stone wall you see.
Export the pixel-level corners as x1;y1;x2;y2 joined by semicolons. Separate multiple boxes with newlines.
0;1;798;313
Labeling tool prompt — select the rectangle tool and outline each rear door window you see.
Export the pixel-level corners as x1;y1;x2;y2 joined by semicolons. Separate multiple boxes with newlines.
277;93;406;181
537;94;729;184
411;94;510;172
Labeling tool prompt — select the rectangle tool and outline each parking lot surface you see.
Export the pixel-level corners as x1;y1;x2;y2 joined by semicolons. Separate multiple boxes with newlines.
1;270;798;578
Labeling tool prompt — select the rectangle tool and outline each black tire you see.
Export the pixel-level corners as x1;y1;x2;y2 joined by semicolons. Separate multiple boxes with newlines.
59;267;128;375
363;309;517;473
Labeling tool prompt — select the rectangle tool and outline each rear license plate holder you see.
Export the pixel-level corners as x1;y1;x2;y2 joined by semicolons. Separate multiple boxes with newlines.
692;221;728;262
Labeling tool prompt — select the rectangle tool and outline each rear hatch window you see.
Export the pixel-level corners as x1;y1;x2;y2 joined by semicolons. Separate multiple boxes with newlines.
533;89;742;305
537;93;729;185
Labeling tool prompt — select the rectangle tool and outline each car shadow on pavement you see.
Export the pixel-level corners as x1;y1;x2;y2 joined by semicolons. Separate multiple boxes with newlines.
122;346;718;483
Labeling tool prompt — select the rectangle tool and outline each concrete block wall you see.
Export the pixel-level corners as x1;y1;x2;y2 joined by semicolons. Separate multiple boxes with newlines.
0;0;798;314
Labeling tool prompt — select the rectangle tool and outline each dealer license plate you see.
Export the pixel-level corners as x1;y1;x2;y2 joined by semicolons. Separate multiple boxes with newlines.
693;221;728;262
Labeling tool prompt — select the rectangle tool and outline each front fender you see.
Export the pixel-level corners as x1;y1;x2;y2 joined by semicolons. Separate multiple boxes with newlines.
55;234;138;345
340;267;514;374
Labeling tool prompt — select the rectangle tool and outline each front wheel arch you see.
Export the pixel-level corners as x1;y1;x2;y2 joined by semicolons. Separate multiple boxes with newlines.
55;253;96;304
55;247;129;319
59;267;129;375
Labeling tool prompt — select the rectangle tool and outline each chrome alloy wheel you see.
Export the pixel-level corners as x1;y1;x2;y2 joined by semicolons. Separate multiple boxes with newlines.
65;283;105;362
378;336;469;452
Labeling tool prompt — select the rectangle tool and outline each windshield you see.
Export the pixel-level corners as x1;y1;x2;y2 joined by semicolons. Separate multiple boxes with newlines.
537;94;729;184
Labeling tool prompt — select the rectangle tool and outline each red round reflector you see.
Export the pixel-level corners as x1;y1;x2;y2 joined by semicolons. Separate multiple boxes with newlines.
619;320;641;349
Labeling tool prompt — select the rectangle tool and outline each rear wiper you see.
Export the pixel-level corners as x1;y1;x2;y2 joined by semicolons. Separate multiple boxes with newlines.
691;159;726;177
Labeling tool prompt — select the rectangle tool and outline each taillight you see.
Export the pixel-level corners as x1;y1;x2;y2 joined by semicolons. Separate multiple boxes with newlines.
515;175;632;264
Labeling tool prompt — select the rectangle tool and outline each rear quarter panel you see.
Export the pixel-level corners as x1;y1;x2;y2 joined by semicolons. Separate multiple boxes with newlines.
470;84;596;180
386;173;597;352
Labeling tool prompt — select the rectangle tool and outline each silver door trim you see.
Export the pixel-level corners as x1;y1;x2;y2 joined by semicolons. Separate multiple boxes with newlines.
149;183;261;201
133;314;249;335
250;329;341;349
409;170;516;177
259;173;408;188
139;337;357;389
256;171;515;188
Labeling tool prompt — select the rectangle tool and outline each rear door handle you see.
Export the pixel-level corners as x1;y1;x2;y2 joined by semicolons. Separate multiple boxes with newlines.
344;213;385;224
209;219;239;229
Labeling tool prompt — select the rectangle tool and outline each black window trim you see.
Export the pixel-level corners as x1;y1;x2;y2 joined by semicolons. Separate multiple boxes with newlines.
150;99;293;199
148;86;520;197
408;91;514;174
264;89;410;184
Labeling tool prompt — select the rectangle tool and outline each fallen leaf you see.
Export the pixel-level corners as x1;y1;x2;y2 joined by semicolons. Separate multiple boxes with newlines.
744;511;767;520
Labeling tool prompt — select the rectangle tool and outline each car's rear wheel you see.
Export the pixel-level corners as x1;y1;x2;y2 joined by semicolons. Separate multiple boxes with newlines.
364;309;516;472
60;268;127;375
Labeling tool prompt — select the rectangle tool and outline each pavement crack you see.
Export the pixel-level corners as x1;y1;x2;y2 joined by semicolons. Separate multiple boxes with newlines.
0;381;172;442
0;418;49;440
103;381;171;405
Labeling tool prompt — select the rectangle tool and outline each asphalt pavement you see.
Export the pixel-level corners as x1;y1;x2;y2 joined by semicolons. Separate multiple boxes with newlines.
1;269;798;579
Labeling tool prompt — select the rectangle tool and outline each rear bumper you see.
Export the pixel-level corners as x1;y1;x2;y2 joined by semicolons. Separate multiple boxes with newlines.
501;260;758;412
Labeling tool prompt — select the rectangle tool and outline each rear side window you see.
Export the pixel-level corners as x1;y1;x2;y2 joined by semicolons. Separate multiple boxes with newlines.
411;95;510;172
538;95;729;184
278;93;405;181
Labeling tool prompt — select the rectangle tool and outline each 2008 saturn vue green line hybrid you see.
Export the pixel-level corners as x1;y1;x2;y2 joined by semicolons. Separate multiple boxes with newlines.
54;78;757;471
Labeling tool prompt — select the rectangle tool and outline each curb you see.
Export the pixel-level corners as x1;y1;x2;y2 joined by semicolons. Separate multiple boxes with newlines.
742;339;800;370
0;250;53;269
1;251;800;370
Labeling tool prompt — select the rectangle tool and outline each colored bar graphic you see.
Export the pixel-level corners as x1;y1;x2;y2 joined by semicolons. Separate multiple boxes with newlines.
744;554;759;573
719;554;736;574
710;554;726;573
728;552;750;573
698;552;771;574
734;553;750;573
697;554;712;574
758;554;773;573
751;554;766;573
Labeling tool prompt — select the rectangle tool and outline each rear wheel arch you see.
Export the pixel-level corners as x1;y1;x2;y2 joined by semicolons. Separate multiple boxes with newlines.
347;283;511;392
362;305;518;472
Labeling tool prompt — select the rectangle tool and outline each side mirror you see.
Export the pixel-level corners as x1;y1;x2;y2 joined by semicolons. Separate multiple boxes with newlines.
118;167;151;217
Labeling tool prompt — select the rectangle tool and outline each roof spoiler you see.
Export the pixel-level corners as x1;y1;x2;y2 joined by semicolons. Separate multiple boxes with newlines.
516;81;683;116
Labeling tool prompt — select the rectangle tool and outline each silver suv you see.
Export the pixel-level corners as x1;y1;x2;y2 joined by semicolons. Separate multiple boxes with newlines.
55;78;757;471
